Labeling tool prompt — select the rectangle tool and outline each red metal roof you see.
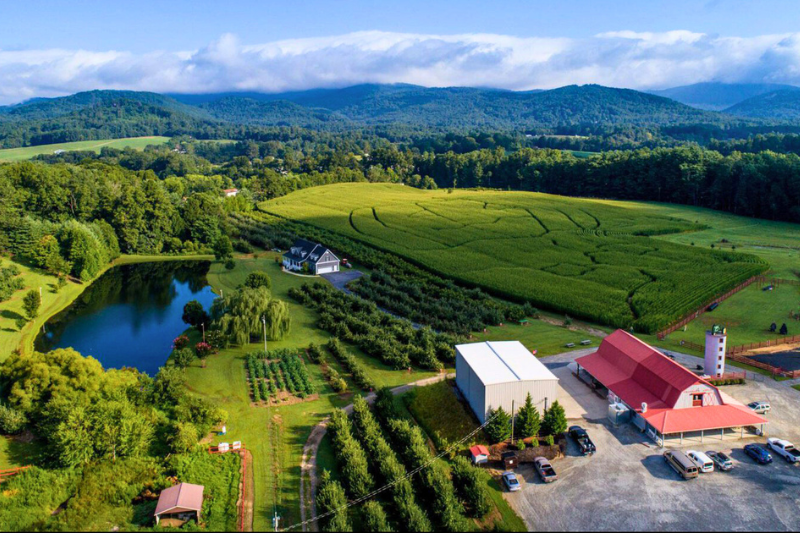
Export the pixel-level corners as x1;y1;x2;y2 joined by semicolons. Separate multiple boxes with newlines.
576;330;767;434
576;330;709;410
470;445;489;457
155;483;204;516
642;404;767;434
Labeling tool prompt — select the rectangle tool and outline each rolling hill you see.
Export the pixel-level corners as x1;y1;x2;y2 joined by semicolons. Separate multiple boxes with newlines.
724;89;800;120
651;82;800;111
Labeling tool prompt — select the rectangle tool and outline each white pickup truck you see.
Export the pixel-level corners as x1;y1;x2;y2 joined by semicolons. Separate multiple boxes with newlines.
767;438;800;464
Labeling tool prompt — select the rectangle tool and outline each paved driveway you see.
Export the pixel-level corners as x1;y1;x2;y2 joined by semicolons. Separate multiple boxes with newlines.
319;270;363;293
505;350;800;531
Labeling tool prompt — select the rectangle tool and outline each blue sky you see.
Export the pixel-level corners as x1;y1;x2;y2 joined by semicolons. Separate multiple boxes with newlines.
0;0;798;103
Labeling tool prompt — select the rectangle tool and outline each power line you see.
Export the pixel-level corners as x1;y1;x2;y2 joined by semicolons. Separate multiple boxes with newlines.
282;409;499;531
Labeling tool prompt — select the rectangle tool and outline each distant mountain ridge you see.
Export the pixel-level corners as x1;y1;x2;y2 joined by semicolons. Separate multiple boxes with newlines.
651;82;800;111
0;83;791;149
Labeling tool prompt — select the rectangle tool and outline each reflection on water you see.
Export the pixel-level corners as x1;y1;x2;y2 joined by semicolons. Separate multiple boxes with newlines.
35;261;217;375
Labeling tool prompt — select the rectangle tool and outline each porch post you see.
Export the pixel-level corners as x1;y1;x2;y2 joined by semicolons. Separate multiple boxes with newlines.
680;432;683;444
701;429;704;443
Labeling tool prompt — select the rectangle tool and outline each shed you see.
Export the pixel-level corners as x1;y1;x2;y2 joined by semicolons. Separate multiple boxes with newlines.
470;445;489;465
455;341;559;424
154;483;204;526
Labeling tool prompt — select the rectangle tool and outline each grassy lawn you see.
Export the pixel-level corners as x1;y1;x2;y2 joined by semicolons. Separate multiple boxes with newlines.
404;379;488;446
655;282;800;348
0;136;171;162
471;316;605;357
190;252;436;530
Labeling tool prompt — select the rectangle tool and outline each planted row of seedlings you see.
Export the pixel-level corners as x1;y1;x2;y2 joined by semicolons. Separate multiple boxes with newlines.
326;338;375;392
245;349;315;404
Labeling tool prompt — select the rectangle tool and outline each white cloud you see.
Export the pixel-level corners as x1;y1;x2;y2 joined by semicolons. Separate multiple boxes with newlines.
0;30;799;104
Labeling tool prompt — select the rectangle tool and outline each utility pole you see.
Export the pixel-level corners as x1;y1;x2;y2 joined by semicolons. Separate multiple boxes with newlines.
201;322;206;342
511;400;515;446
272;512;280;532
262;315;268;356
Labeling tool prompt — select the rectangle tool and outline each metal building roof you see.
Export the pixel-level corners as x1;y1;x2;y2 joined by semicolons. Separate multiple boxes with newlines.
456;341;558;386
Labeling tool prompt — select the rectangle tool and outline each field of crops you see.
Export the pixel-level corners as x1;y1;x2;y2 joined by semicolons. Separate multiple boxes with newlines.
245;349;315;404
0;136;170;162
262;184;768;332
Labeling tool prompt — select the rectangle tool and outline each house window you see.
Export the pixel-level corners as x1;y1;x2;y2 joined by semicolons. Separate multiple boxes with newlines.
719;347;724;352
692;393;703;407
719;338;724;344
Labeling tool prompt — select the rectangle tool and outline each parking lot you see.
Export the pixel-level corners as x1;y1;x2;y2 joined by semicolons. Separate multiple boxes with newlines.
505;355;800;531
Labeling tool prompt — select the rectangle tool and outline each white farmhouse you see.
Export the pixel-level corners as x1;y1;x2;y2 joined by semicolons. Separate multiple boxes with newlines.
282;239;340;275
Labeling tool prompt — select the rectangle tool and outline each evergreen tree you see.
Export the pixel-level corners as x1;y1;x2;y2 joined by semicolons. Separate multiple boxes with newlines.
22;289;41;320
361;501;393;532
542;400;567;436
515;393;541;439
485;406;512;444
316;470;352;533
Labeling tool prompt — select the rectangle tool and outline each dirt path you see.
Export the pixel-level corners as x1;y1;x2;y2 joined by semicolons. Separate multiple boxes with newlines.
240;449;255;532
298;373;452;532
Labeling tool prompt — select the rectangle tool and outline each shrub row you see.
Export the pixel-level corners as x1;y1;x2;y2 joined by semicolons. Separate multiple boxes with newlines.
326;338;375;391
290;282;455;370
350;395;433;532
328;409;374;499
386;419;471;532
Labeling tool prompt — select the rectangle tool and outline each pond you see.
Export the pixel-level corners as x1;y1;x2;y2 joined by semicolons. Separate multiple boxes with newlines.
35;261;217;375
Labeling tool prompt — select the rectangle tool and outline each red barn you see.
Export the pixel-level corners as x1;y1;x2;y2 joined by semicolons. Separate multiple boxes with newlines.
576;330;767;446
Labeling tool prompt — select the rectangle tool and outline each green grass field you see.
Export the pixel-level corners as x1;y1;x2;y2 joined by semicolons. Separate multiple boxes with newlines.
0;136;171;162
261;183;768;333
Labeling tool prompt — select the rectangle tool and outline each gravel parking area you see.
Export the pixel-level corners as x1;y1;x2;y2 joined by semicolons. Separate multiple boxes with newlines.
505;352;800;531
319;269;363;293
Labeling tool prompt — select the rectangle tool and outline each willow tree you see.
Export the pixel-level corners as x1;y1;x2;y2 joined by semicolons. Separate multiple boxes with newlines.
265;299;291;340
214;286;292;346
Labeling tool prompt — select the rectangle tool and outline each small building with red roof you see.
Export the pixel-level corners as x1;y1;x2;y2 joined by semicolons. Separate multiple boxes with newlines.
154;482;204;526
470;445;489;465
575;330;767;446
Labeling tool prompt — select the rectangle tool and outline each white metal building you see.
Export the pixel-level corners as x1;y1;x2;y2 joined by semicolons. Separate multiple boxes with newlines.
455;341;559;423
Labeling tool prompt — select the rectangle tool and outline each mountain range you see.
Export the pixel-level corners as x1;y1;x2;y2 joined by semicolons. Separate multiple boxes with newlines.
1;82;799;149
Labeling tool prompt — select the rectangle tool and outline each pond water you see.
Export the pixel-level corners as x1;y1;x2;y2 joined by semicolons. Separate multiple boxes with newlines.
35;261;217;375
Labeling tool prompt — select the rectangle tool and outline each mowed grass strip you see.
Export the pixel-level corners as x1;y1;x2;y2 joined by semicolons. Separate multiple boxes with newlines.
0;136;171;162
261;183;768;333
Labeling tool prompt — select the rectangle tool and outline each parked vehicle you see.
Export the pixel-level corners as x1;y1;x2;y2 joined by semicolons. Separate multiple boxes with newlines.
767;438;800;464
748;401;771;414
663;450;699;480
687;450;714;473
744;444;773;464
502;471;521;492
533;457;558;483
706;451;733;471
568;425;596;455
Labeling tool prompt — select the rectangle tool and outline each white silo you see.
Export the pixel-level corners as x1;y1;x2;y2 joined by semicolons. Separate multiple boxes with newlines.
704;325;727;377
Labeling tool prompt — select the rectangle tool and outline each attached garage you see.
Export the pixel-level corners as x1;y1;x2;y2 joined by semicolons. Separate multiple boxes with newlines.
456;341;559;424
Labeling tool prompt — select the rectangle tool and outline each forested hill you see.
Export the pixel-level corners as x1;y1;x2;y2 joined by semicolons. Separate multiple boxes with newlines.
0;91;221;148
0;84;738;148
724;89;800;120
199;84;722;129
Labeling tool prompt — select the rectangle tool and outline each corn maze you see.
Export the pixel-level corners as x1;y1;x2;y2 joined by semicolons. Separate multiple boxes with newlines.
263;184;768;333
245;349;315;405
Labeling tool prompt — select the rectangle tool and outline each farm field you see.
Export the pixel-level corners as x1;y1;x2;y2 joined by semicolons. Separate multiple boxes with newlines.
0;136;170;162
261;183;768;333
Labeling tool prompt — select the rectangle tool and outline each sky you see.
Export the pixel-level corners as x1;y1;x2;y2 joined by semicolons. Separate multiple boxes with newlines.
0;0;799;104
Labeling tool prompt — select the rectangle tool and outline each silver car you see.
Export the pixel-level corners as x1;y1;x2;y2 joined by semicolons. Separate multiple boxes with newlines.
502;471;521;492
748;401;771;414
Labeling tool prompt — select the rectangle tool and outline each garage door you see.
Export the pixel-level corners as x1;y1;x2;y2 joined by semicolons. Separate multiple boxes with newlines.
317;264;338;274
